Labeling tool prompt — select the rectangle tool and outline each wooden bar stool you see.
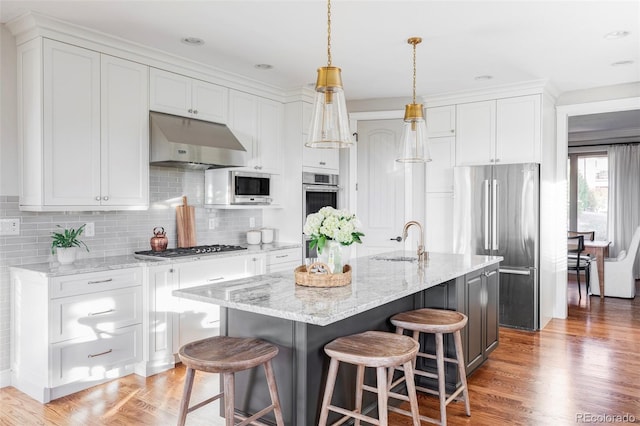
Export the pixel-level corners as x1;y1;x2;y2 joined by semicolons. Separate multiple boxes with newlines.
318;330;422;426
177;336;285;426
390;308;471;425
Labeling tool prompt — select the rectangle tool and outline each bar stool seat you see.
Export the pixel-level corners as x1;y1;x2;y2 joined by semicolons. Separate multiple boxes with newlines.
319;330;422;426
390;308;471;425
177;336;284;426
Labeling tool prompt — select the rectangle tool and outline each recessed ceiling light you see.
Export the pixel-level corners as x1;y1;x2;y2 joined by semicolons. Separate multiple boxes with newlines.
604;30;630;39
181;37;204;46
474;75;493;81
254;64;273;70
611;60;634;66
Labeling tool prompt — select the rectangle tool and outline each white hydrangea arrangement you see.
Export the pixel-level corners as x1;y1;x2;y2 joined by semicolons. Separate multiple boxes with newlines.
303;206;364;254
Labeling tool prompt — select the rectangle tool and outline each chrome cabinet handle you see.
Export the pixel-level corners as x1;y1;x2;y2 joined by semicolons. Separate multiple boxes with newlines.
88;308;115;317
88;349;112;358
188;109;193;113
87;278;113;285
103;196;109;201
390;236;402;242
275;254;288;258
319;161;326;165
193;110;198;114
207;277;224;282
95;196;101;201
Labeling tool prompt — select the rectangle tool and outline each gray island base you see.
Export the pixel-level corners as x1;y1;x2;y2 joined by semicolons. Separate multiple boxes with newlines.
173;251;502;425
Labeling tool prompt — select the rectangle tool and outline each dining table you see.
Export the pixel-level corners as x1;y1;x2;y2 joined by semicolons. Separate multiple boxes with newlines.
583;240;610;299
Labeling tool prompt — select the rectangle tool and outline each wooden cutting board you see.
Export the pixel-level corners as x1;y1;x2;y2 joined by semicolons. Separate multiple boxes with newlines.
176;196;196;248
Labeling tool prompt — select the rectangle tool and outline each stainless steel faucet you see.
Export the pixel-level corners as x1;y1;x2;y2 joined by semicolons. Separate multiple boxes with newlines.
402;220;427;262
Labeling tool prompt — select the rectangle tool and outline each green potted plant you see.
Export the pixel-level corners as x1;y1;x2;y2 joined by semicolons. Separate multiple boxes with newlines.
51;224;89;264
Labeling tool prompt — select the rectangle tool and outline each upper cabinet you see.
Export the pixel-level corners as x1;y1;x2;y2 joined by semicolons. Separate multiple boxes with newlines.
301;102;340;172
228;90;283;174
426;105;456;138
18;38;149;211
149;68;228;123
455;94;541;166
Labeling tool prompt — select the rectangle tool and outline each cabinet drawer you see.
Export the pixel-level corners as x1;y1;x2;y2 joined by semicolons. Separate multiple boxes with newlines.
268;260;300;273
49;286;142;343
267;249;301;266
50;268;143;298
50;324;142;387
178;256;249;288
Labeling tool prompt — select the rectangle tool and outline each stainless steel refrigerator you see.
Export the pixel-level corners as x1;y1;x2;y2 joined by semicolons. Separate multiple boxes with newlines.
453;163;540;330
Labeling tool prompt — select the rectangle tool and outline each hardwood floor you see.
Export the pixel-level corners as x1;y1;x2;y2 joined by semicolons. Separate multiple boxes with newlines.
2;280;639;425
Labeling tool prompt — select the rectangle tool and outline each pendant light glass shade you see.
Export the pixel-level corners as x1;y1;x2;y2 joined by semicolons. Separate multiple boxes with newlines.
396;37;431;163
305;0;353;148
397;103;431;163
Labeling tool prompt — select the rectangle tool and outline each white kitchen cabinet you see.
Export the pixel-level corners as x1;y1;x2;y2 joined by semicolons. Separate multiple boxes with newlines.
425;193;454;253
302;102;340;172
10;266;144;403
426;105;456;137
267;248;301;273
17;38;149;211
149;68;228;123
455;95;541;166
426;136;455;193
228;90;284;174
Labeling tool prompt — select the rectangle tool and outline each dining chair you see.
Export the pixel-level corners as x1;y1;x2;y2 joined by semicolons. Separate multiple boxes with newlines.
568;230;595;241
568;235;591;298
602;226;640;298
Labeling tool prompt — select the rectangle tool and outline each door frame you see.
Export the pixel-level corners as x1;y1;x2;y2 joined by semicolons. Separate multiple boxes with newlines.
555;96;640;318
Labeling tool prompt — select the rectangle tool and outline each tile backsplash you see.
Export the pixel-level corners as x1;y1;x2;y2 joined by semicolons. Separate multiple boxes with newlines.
0;166;262;372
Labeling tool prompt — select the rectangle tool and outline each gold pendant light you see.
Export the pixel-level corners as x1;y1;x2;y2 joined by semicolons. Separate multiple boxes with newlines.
397;37;431;163
306;0;353;149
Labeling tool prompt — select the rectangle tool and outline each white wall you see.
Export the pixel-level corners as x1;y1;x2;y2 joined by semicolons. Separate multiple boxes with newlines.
557;82;640;106
0;24;18;196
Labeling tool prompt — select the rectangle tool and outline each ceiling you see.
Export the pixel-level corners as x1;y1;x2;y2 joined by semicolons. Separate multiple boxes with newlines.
1;0;639;102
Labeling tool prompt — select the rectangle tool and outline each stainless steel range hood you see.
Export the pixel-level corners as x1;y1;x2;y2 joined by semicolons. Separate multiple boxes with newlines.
150;111;247;169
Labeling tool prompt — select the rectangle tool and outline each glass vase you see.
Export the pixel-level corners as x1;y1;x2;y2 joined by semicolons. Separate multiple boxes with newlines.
318;240;350;274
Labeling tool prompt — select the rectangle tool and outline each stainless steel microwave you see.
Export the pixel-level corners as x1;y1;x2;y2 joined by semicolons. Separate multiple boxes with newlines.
205;170;272;205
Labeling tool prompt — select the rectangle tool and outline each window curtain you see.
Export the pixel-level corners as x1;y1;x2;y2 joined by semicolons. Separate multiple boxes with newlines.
607;144;640;279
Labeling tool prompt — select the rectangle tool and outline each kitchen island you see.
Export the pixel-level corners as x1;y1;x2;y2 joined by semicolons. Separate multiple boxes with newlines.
173;251;502;425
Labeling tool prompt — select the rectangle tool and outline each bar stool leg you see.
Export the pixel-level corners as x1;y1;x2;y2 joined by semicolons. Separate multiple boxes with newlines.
375;367;389;425
402;360;421;426
319;357;340;426
223;372;235;426
177;367;196;426
435;332;447;425
263;360;285;426
355;365;365;426
453;330;471;416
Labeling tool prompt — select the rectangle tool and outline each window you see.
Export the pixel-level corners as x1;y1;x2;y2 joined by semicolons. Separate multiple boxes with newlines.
567;153;608;240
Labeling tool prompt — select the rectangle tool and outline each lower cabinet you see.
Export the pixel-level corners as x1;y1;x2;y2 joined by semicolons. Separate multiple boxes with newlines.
266;248;301;273
421;263;499;384
143;253;268;375
10;266;144;403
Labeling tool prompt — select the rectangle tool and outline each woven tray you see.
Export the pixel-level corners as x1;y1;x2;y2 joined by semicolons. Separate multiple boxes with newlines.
294;262;352;287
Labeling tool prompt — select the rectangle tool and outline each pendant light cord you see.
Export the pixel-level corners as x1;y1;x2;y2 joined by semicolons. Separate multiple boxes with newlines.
412;40;417;104
327;0;332;66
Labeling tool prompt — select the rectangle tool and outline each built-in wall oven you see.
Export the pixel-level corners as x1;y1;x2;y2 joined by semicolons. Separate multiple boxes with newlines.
302;172;340;258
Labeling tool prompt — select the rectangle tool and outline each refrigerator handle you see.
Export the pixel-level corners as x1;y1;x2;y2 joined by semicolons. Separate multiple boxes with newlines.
492;179;498;251
483;180;490;250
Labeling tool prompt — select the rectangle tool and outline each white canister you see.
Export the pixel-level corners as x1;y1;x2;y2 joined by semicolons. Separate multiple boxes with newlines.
247;230;261;245
261;228;274;244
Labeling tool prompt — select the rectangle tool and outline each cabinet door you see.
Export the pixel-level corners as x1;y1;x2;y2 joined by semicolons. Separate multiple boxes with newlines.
192;79;228;123
256;98;283;174
147;265;178;362
465;269;484;372
426;105;456;137
425;193;454;253
43;39;101;206
455;101;496;166
149;68;191;117
483;266;499;356
496;95;541;164
228;90;258;167
101;55;149;207
426;136;455;192
245;254;267;275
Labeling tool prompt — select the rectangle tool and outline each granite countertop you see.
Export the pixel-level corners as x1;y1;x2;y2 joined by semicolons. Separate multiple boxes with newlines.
173;251;503;326
10;241;301;277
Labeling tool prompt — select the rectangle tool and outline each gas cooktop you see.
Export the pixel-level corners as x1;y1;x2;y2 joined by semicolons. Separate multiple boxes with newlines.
134;244;247;259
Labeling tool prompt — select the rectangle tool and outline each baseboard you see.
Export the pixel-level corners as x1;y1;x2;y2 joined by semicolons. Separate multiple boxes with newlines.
0;369;10;388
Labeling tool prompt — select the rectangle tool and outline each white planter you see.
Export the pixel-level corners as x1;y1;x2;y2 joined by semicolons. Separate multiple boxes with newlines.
56;247;77;265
